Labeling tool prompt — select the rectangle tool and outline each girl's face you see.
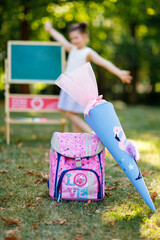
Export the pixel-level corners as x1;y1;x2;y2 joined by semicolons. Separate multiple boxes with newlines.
69;30;88;48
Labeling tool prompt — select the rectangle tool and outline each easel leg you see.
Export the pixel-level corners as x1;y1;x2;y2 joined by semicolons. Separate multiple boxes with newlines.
60;123;64;132
64;121;68;132
5;81;10;145
60;111;68;132
6;119;10;145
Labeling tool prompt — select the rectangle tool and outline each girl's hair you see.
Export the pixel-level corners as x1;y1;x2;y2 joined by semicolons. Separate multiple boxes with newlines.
69;22;88;33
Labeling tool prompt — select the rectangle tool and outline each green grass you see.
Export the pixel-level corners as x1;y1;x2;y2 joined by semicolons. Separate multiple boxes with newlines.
0;101;160;240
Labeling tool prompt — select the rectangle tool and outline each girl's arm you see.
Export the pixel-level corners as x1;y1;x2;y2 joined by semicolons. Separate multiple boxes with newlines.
87;49;132;84
44;22;73;52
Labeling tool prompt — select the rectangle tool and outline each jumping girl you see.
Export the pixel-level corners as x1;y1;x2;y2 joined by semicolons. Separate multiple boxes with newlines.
44;22;132;132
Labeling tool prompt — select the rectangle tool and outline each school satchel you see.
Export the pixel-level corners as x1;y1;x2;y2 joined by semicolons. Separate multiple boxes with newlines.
48;132;105;202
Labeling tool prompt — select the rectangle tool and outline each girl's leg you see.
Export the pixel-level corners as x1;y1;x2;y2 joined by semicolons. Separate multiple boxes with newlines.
65;111;93;133
72;121;81;133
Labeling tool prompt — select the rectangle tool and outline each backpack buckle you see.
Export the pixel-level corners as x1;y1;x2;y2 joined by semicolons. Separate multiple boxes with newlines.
75;158;82;168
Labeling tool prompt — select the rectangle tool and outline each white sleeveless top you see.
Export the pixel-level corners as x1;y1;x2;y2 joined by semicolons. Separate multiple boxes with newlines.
58;46;92;113
65;46;91;74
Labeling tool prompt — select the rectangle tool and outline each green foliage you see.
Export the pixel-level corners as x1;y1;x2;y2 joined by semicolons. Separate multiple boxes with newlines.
0;0;160;103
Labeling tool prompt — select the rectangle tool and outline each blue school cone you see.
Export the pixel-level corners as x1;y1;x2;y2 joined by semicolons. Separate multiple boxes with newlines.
85;102;156;211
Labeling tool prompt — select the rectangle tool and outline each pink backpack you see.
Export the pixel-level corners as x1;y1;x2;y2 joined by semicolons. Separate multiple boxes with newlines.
48;132;105;202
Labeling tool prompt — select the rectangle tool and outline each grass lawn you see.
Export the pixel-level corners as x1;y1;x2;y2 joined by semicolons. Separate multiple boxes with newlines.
0;101;160;240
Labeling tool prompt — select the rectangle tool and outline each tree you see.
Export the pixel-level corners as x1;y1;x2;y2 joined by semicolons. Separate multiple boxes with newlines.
0;0;160;104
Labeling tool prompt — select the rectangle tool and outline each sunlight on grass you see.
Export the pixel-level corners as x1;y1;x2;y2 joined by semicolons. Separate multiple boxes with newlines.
140;214;160;240
136;140;158;153
102;202;144;223
102;203;160;240
150;176;160;193
134;140;160;169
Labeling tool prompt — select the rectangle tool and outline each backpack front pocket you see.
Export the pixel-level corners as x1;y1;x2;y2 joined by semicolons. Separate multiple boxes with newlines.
57;169;101;201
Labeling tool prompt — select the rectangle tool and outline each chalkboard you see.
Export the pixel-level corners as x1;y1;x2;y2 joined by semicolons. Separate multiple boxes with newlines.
8;41;65;83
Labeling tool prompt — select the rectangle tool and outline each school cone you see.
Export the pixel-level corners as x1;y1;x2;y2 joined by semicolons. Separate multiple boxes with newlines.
85;102;156;211
55;62;156;211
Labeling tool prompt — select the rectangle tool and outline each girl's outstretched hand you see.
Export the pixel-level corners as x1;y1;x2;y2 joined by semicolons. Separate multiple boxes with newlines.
119;70;133;84
44;21;53;32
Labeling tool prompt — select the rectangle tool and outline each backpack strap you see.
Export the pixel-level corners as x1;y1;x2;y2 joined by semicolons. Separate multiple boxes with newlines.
75;158;82;168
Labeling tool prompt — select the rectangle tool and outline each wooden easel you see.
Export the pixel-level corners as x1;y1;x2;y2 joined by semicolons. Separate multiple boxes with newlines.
5;41;68;144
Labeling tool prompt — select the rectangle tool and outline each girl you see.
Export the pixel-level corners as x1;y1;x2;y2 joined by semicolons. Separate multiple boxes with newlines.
44;22;132;132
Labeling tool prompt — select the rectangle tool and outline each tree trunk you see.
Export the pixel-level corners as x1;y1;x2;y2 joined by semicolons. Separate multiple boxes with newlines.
96;66;105;96
129;22;138;103
123;22;138;104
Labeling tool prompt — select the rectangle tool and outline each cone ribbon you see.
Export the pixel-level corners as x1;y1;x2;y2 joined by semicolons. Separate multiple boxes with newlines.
55;62;156;211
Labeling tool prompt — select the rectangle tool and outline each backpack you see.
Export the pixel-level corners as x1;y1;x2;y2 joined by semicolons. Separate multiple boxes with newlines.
48;132;105;202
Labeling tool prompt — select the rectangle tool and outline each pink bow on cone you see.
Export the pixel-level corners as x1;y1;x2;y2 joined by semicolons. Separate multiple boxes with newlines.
84;95;106;116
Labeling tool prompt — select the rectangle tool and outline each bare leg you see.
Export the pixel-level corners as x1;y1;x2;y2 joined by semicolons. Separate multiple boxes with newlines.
65;111;93;133
72;122;81;133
